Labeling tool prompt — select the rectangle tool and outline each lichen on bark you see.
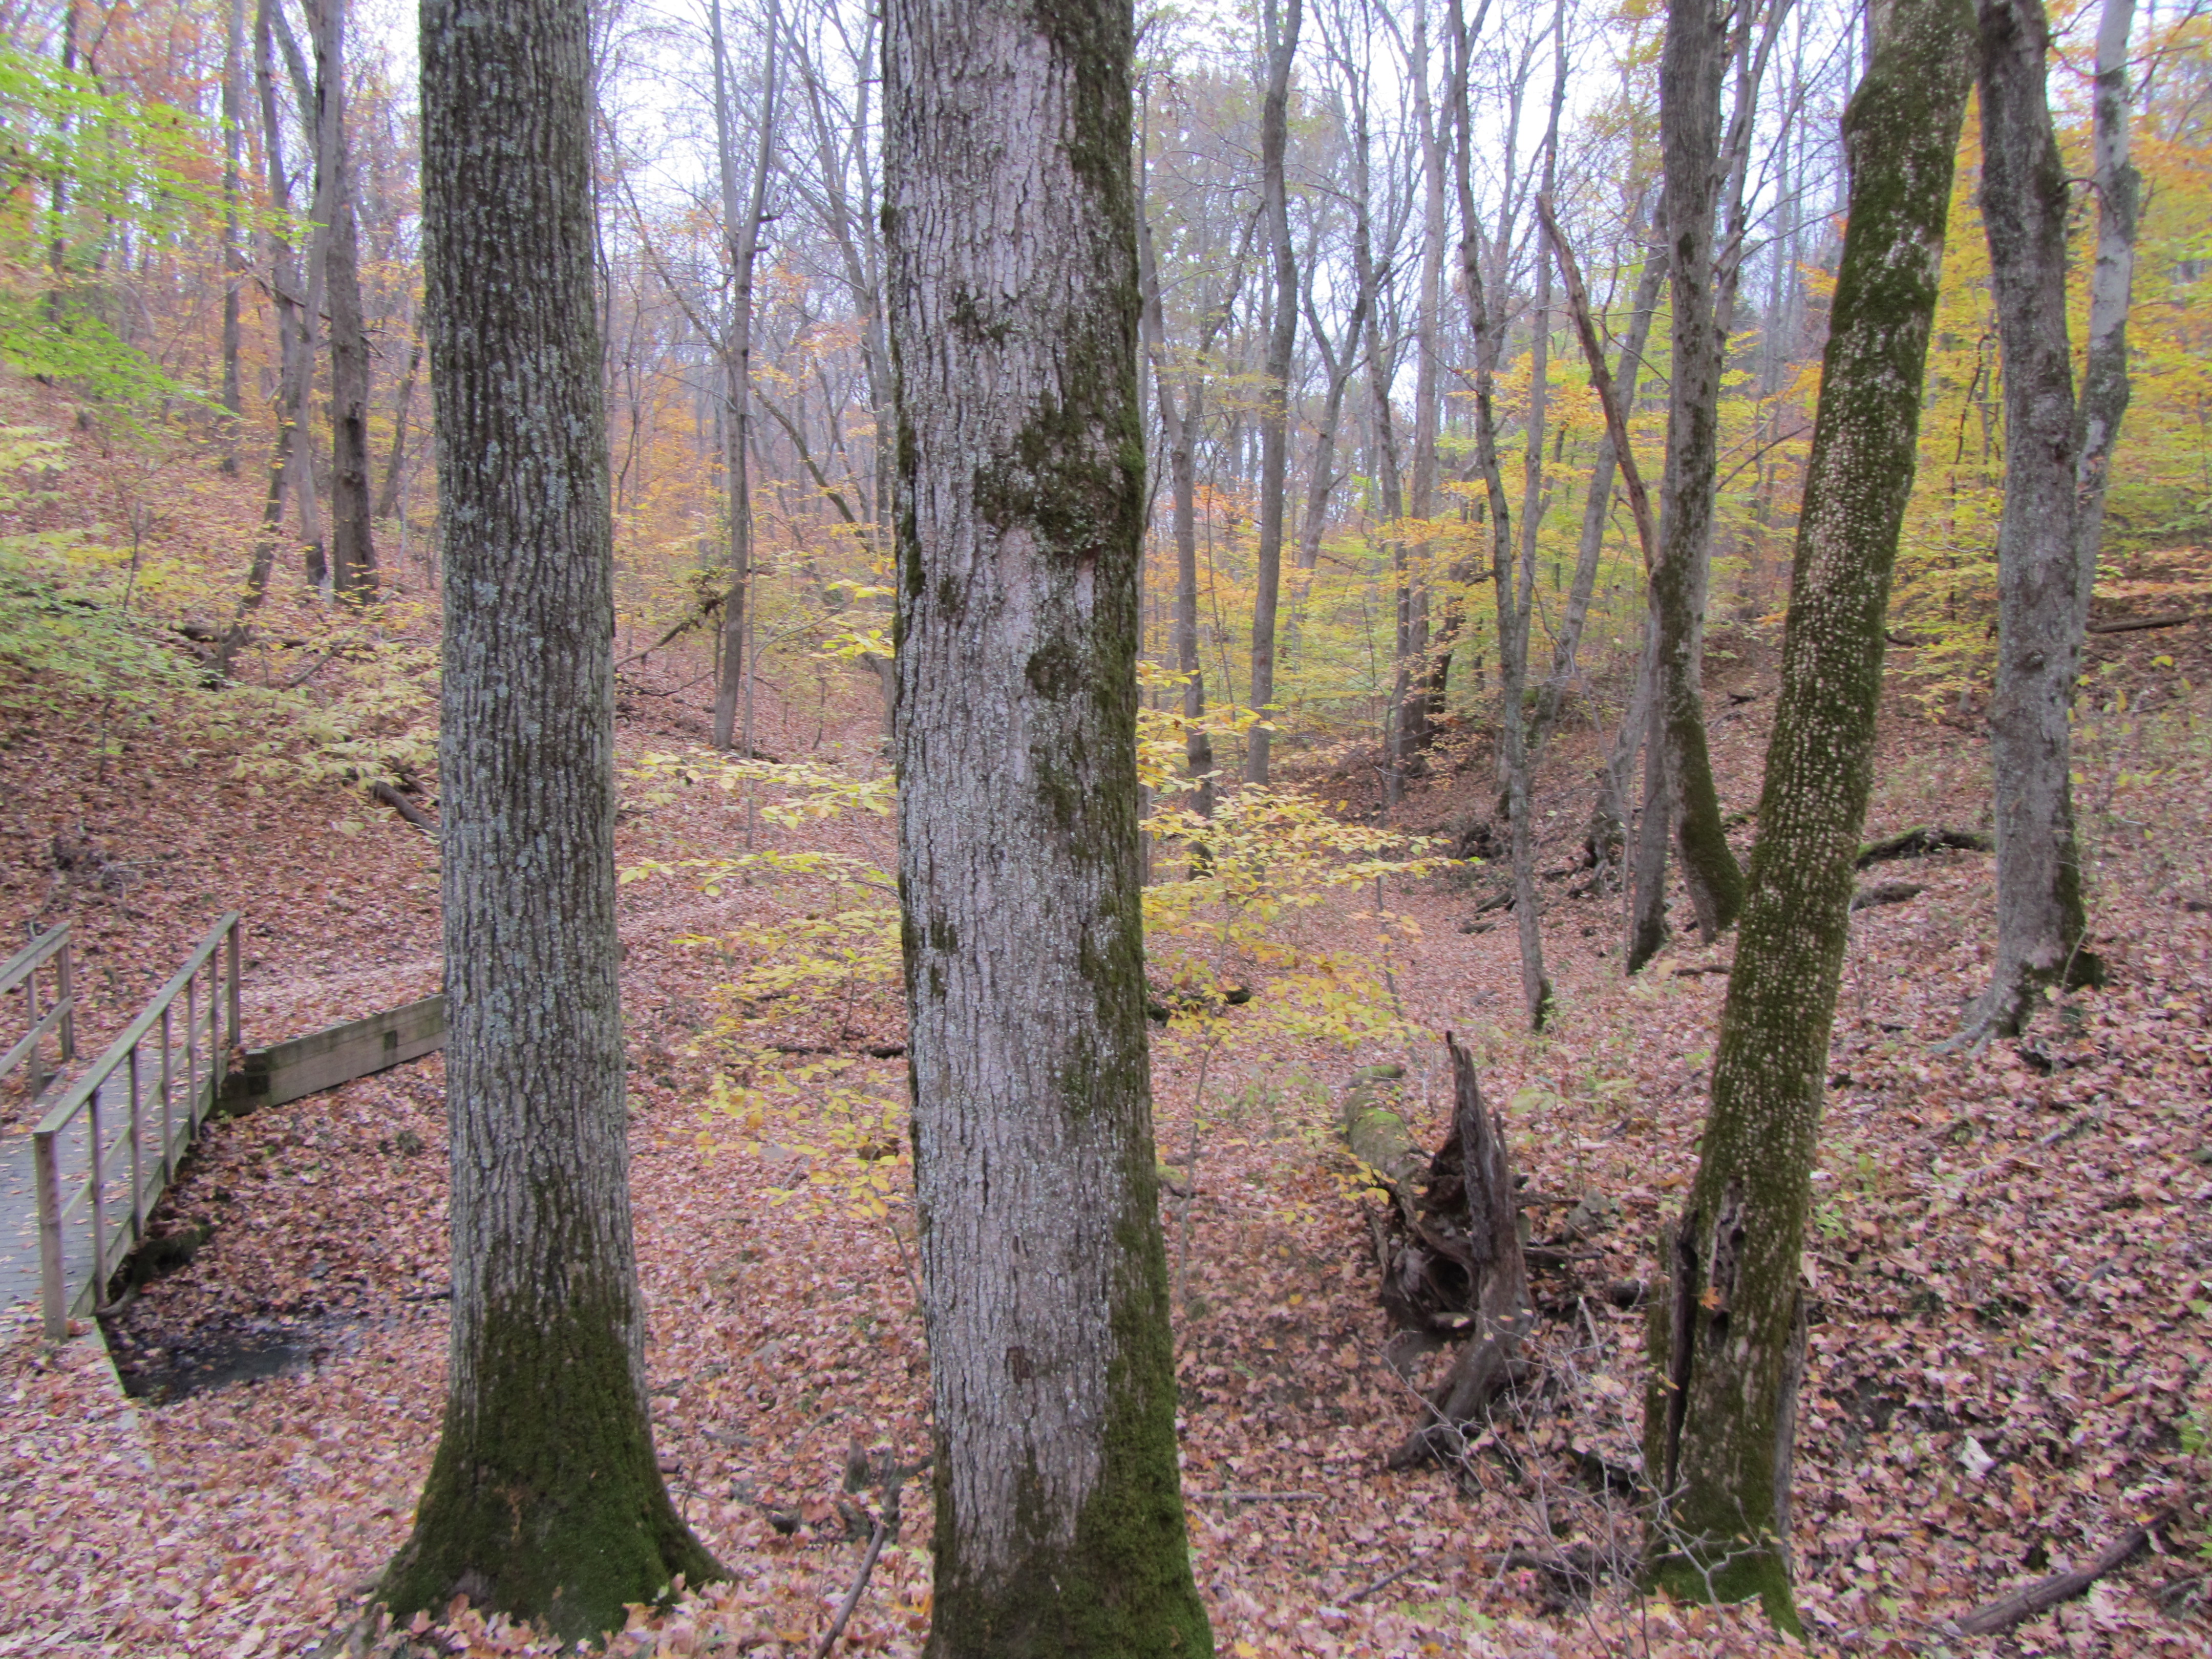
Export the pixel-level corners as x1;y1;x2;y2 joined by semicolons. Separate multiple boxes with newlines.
883;0;1210;1649
1641;0;1977;1630
387;0;719;1640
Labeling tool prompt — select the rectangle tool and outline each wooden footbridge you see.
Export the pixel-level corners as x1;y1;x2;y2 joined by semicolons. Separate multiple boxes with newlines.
2;917;444;1340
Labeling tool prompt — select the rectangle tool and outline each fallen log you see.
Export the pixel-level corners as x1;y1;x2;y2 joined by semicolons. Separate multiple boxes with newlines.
1850;879;1924;910
2087;611;2199;634
1855;825;1992;867
1341;1063;1423;1195
1936;1515;2163;1639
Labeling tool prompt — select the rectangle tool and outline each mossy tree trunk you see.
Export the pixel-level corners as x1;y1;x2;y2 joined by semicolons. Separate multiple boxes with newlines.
1641;0;1977;1631
883;0;1212;1648
386;0;720;1640
1963;0;2106;1038
1650;0;1746;944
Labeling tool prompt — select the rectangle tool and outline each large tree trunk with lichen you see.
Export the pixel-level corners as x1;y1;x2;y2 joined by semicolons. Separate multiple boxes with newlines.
1963;0;2107;1038
1642;0;1975;1630
384;0;720;1639
884;0;1212;1649
1650;0;1746;944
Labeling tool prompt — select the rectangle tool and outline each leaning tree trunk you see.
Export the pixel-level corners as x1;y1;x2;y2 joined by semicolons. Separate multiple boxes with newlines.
883;0;1212;1648
386;0;719;1637
1651;0;1746;942
307;0;376;604
1246;0;1301;786
1643;0;1976;1630
1964;0;2104;1038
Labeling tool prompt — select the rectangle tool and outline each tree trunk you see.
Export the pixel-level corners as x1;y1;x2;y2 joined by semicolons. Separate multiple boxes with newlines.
1643;0;1975;1629
1448;0;1542;1023
1529;228;1664;763
710;0;777;753
1399;1;1444;764
386;0;719;1635
214;0;313;674
376;326;421;521
307;0;376;604
883;0;1211;1646
1497;0;1568;1032
1136;178;1216;819
1246;0;1301;785
1964;0;2103;1037
1652;0;1746;941
2074;0;2136;592
268;1;328;592
219;0;245;471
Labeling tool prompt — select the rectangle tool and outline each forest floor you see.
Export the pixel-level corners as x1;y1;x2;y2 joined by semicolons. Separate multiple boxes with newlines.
3;558;2210;1656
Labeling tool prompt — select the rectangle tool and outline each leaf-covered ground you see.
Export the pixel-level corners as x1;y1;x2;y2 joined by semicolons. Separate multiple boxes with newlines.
3;610;2208;1657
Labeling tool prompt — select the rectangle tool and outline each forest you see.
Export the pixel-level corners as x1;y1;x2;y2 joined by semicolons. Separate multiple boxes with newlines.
0;0;2207;1652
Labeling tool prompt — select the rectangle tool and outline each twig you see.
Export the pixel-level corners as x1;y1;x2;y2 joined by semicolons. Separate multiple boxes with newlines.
1936;1515;2163;1638
812;1516;889;1658
1186;1490;1328;1503
1347;1555;1427;1604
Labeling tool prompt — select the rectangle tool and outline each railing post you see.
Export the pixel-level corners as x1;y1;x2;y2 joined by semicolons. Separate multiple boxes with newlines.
56;932;74;1064
127;1044;144;1240
34;1129;65;1342
184;974;199;1134
160;1004;175;1184
226;917;241;1053
25;944;44;1096
205;953;220;1121
86;1081;106;1301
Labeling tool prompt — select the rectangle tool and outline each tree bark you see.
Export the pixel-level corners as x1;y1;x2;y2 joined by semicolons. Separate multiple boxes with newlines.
306;0;376;604
1246;0;1302;785
1643;0;1975;1629
884;0;1212;1647
386;0;719;1635
1964;0;2104;1037
1652;0;1746;941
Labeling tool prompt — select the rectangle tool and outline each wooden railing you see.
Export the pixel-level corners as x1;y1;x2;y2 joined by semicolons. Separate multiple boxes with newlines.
33;914;241;1339
3;923;76;1101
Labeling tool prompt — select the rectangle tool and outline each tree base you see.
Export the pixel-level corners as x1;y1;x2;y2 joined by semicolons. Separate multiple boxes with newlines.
1645;1543;1804;1639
